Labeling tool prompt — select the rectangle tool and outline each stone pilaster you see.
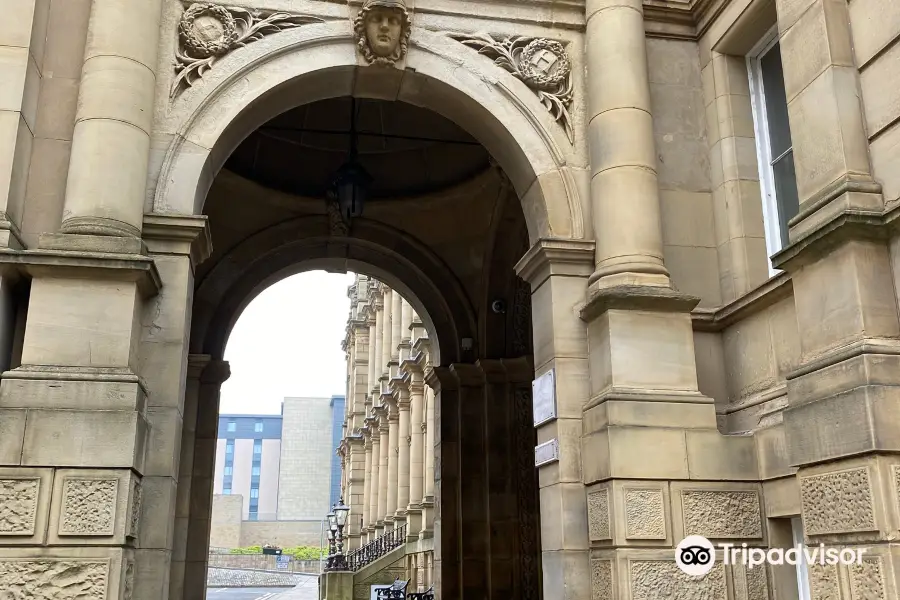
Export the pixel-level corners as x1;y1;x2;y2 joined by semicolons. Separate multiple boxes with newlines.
362;426;373;532
391;289;402;364
585;0;669;289
373;293;384;397
381;288;393;381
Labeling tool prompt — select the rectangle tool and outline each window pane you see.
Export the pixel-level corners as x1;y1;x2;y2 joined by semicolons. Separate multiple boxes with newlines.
226;422;236;432
250;488;259;498
225;444;233;454
223;488;231;495
252;466;260;476
760;42;793;159
773;149;800;247
254;422;263;432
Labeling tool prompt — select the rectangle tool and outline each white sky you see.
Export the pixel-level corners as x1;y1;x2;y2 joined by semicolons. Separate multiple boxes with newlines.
219;270;357;415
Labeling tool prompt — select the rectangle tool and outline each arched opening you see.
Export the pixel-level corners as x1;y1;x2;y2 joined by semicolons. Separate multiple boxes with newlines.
174;89;543;599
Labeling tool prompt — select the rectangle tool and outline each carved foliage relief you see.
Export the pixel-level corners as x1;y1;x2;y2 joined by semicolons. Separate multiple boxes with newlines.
0;478;39;535
128;479;142;539
0;560;108;600
587;488;611;541
631;561;726;600
445;33;575;143
808;563;841;600
60;478;118;536
800;468;876;535
624;488;666;540
172;3;324;98
682;490;762;539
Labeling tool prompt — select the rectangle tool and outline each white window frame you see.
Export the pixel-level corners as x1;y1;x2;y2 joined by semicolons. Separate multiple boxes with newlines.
792;517;811;600
747;25;786;276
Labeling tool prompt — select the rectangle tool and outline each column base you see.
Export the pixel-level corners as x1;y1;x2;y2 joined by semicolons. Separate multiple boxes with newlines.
406;506;422;541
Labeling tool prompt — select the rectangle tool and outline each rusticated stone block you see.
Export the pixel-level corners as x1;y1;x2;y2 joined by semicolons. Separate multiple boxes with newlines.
59;478;118;536
630;560;726;599
587;488;611;541
0;558;109;599
0;478;39;535
590;559;612;599
800;467;876;535
624;488;666;540
681;489;762;539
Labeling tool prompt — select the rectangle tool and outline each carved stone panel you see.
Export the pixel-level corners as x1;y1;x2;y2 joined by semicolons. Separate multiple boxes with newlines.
848;557;887;600
59;479;119;536
624;488;666;540
127;480;142;540
892;465;900;515
588;488;611;541
733;561;770;600
0;559;109;599
123;560;135;600
591;559;612;600
682;490;762;539
630;560;726;600
800;467;876;535
808;563;841;600
0;478;39;535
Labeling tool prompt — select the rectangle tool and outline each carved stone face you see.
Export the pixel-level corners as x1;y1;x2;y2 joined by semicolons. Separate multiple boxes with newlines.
364;8;403;58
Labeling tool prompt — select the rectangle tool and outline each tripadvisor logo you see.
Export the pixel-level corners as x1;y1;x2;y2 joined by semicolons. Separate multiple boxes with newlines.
675;535;868;576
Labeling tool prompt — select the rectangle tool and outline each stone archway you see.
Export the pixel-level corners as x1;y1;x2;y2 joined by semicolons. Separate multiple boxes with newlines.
153;20;587;600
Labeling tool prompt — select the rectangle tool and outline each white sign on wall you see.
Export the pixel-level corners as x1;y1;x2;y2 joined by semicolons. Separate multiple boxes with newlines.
370;585;391;599
532;368;557;426
535;439;560;467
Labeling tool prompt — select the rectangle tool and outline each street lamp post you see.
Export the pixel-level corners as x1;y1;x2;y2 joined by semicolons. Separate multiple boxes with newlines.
332;497;350;571
325;507;337;572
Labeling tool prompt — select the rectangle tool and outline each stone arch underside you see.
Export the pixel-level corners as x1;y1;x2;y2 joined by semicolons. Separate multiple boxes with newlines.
152;22;586;245
191;216;476;365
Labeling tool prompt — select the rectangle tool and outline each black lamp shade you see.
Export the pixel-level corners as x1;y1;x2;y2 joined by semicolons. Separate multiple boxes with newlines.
327;508;338;532
333;160;372;220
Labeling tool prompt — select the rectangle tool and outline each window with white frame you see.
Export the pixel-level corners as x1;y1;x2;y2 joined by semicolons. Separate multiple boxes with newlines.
748;27;800;270
792;517;811;600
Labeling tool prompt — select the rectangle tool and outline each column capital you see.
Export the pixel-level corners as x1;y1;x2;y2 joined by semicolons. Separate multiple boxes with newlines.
424;365;457;392
579;284;700;323
142;213;212;271
450;363;484;387
187;354;211;379
200;359;231;385
514;238;595;289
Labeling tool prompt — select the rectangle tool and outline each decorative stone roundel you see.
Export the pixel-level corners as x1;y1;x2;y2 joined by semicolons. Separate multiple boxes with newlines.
179;4;238;58
520;39;570;91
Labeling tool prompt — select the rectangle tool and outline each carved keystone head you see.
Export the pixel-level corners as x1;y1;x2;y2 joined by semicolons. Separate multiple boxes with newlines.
354;0;411;66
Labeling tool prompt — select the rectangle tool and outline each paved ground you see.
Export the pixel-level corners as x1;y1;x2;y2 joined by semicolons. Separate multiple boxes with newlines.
206;576;319;600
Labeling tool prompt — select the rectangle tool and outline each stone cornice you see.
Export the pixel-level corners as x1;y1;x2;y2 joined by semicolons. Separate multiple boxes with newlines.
0;245;162;298
143;213;213;271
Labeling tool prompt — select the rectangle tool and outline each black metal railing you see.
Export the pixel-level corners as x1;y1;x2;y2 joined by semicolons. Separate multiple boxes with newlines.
407;585;434;600
347;523;407;571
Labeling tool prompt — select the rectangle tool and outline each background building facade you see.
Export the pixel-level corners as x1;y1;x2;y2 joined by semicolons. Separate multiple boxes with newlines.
210;397;345;545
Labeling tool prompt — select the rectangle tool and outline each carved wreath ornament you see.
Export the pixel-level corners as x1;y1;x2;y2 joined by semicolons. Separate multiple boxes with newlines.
446;33;575;144
171;3;324;99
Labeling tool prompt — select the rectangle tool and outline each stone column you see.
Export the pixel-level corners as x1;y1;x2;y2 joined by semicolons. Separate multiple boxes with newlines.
169;354;209;600
346;436;366;550
385;396;400;528
362;428;373;531
425;366;459;600
400;298;413;360
377;409;390;533
59;0;164;239
368;418;381;538
396;378;411;526
585;0;669;289
423;384;435;527
183;358;231;600
391;289;402;365
381;289;393;382
368;315;378;398
405;356;426;539
373;296;384;395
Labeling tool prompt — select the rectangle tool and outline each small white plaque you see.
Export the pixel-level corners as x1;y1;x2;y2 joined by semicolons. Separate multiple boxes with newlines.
371;585;391;600
532;369;557;426
535;439;560;467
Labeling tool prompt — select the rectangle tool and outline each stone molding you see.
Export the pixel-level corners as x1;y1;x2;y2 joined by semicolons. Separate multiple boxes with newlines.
514;238;595;289
142;214;212;270
580;285;701;322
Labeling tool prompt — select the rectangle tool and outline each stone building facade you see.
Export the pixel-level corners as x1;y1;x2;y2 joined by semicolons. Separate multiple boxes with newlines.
0;0;898;599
